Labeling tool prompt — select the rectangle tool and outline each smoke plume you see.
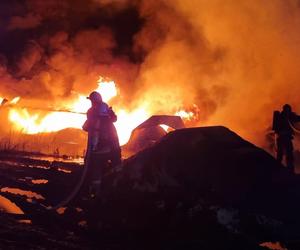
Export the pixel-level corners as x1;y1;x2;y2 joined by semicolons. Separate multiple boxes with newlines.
134;0;300;145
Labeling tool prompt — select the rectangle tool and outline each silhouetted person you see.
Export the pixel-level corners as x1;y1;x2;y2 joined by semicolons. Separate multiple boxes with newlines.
83;91;121;167
273;104;300;172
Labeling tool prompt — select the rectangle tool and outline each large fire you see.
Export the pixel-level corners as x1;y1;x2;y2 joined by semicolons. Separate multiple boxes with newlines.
7;77;194;146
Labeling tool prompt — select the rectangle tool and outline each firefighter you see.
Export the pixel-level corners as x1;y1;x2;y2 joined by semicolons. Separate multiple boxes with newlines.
83;91;121;167
273;104;300;172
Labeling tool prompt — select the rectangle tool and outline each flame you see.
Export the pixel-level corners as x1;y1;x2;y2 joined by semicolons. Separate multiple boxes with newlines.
160;125;170;132
70;95;91;113
175;110;195;121
95;77;117;102
259;242;287;250
70;78;117;113
10;109;85;134
8;78;198;147
115;107;149;145
10;96;20;104
8;78;149;146
0;96;20;106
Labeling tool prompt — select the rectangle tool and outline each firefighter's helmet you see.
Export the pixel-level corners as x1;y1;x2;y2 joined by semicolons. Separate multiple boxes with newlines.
87;91;102;103
283;104;292;113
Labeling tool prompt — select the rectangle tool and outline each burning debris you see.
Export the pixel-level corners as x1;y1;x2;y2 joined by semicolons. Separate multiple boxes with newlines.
122;115;185;157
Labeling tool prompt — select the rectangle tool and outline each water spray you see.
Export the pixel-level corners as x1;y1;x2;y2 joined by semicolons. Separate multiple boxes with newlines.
0;97;86;115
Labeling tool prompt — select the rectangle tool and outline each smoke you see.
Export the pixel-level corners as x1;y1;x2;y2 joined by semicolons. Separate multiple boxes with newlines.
8;14;42;30
133;0;300;145
0;0;141;102
1;0;300;147
133;0;227;120
0;0;142;136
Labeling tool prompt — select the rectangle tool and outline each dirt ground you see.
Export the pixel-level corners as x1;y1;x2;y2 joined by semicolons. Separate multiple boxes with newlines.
0;151;99;249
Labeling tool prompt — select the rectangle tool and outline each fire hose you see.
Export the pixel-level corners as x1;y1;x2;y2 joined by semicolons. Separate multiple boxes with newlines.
47;138;115;211
273;119;300;154
1;100;92;209
46;145;92;210
1;99;122;211
288;119;300;134
1;98;122;218
0;147;93;218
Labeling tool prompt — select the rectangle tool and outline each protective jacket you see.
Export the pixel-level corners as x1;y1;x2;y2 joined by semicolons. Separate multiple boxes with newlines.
273;109;300;172
83;102;120;155
274;111;300;138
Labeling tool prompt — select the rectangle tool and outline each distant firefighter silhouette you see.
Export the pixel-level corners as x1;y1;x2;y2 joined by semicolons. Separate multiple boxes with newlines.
272;104;300;172
83;91;121;167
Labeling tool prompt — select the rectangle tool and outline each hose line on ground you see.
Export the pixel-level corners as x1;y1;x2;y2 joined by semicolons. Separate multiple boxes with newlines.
47;142;92;210
288;119;300;134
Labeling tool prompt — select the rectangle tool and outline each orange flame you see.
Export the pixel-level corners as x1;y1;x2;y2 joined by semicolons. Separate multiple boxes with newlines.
8;78;198;147
8;78;149;145
9;109;85;134
175;110;195;121
10;96;20;104
115;107;149;144
95;77;117;102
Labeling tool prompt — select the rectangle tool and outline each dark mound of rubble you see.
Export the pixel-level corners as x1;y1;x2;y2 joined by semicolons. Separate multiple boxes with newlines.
95;126;300;249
